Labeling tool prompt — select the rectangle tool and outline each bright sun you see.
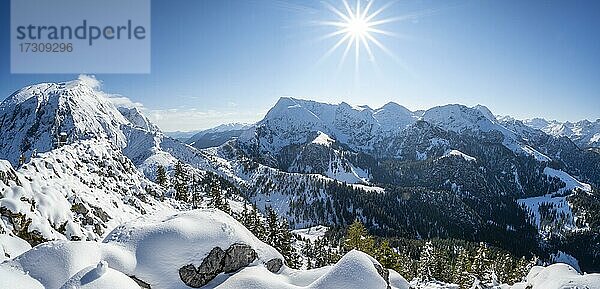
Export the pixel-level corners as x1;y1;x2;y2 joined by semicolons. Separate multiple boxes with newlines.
320;0;395;66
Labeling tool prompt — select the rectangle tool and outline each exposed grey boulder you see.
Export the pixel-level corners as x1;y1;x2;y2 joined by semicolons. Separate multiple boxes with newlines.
179;244;259;287
179;247;226;288
265;258;283;273
223;243;257;273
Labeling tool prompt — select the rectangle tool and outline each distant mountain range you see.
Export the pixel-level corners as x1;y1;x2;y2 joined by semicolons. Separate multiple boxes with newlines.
183;100;600;152
519;117;600;148
1;79;599;282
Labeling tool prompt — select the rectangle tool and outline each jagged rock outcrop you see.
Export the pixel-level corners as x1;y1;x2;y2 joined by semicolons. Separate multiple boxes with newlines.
129;276;151;289
179;247;226;288
222;243;257;273
179;243;257;288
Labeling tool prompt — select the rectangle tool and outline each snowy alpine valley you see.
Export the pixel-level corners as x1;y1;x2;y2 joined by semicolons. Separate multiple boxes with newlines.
1;78;599;289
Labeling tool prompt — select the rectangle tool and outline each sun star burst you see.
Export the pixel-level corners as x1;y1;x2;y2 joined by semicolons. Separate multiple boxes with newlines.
320;0;395;67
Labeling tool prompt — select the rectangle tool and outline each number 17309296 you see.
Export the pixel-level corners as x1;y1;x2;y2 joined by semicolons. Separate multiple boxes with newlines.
19;42;73;52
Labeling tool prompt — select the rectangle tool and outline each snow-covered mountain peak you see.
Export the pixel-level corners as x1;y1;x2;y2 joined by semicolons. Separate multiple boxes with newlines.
262;97;324;126
0;80;131;166
473;104;497;122
377;102;412;115
1;80;94;109
422;104;500;133
373;102;417;131
117;106;160;133
247;97;421;153
524;118;554;130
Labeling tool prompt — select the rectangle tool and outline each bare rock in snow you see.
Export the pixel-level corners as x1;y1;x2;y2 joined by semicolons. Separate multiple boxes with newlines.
179;247;226;288
222;243;257;273
264;258;283;273
179;243;258;287
129;276;151;289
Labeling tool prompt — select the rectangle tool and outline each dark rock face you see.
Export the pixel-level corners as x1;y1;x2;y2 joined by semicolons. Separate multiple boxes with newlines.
265;258;283;273
0;163;20;187
223;243;257;273
179;247;226;288
0;207;47;246
129;276;151;289
373;263;390;289
179;244;258;288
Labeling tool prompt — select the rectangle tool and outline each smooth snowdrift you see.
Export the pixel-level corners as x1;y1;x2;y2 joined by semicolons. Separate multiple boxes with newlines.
5;241;136;289
388;269;410;289
103;209;283;289
202;250;392;289
511;263;600;289
0;265;44;289
0;209;401;289
5;208;593;289
550;251;581;273
58;261;141;289
308;250;388;289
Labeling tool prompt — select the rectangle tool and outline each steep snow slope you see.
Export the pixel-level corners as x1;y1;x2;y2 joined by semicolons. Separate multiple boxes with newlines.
0;139;172;245
284;138;370;184
201;143;385;227
0;79;214;186
118;107;160;133
517;167;593;236
0;80;129;166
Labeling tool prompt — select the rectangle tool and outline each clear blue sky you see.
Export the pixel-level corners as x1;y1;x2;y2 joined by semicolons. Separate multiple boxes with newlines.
1;0;599;131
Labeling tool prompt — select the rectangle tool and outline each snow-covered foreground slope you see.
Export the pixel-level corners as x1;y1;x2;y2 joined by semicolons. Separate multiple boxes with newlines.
511;263;600;289
2;209;598;289
0;209;404;289
0;139;173;245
